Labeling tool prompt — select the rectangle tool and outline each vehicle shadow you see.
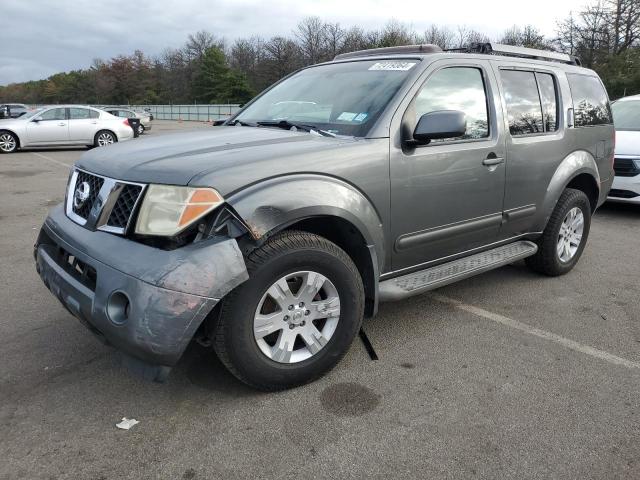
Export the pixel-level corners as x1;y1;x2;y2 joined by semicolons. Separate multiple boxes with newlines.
174;341;255;396
596;202;640;218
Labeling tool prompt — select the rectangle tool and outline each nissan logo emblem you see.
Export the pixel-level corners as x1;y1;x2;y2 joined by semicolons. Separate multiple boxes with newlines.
73;181;91;208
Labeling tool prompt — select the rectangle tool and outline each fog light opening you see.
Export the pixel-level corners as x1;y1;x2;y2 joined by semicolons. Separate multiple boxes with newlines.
107;291;130;325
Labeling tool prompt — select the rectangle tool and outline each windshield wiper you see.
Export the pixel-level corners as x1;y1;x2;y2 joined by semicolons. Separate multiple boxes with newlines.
230;119;257;127
256;120;336;138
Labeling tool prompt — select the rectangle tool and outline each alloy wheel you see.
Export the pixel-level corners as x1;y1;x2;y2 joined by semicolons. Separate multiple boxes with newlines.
97;132;115;146
253;270;341;363
557;206;584;262
0;133;16;152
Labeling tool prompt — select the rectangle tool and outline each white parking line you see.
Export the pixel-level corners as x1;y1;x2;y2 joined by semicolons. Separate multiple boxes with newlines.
31;152;72;169
431;293;640;370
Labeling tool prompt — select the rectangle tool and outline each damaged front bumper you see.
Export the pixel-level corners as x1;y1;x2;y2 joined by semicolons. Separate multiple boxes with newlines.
35;205;248;379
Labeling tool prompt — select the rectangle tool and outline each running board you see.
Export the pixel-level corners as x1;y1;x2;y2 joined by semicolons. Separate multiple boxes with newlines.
379;241;538;302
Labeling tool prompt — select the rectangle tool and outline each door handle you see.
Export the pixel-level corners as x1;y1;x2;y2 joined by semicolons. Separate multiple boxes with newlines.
58;122;66;126
482;156;504;166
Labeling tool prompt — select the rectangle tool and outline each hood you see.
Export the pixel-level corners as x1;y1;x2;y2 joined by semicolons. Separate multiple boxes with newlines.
615;130;640;156
76;126;361;194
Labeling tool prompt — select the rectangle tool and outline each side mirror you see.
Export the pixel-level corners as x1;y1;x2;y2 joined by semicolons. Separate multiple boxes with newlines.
33;116;43;122
212;120;226;126
411;110;467;145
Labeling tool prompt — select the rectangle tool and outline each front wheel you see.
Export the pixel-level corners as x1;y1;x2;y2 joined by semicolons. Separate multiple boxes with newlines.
214;231;365;390
0;131;18;153
526;188;591;276
137;124;144;135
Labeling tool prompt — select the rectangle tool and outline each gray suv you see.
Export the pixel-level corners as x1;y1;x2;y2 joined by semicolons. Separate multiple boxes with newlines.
34;43;614;390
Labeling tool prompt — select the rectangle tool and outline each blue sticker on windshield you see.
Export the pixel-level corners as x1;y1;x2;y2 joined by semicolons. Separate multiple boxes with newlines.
354;113;368;122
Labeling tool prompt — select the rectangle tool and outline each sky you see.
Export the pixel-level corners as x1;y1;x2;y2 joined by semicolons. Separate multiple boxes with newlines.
1;0;588;86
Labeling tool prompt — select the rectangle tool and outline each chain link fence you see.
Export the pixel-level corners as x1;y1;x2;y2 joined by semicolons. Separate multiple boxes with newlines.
101;104;242;121
28;104;242;122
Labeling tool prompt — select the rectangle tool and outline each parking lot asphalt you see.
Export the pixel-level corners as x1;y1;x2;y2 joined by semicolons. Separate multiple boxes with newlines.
1;120;639;480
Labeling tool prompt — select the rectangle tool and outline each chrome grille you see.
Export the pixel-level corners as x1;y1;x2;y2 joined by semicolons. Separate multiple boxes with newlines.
72;171;104;219
65;169;145;234
107;184;143;229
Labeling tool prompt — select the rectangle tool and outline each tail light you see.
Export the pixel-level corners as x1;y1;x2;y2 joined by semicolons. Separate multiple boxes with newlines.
123;119;130;127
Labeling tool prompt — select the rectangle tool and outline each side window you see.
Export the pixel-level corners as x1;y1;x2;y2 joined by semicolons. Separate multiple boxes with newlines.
414;67;489;140
567;74;612;127
121;110;133;117
536;73;558;132
69;108;91;120
39;108;66;121
89;109;99;119
501;70;544;135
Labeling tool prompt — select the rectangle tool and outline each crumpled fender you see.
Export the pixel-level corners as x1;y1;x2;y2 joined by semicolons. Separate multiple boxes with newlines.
226;174;385;272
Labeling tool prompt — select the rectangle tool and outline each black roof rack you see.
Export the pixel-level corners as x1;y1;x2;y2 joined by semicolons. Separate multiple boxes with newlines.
448;42;582;66
334;44;442;61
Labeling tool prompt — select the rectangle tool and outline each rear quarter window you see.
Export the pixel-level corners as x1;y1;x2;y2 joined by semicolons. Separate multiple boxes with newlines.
567;74;612;127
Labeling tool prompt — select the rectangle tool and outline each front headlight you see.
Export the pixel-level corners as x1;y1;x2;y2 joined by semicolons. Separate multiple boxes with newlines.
633;159;640;169
135;185;224;236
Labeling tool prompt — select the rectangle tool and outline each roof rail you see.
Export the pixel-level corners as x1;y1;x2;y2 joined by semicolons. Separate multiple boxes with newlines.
334;44;442;61
450;42;581;66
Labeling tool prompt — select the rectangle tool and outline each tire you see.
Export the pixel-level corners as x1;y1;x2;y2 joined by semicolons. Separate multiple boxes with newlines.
214;230;365;391
137;124;144;135
526;188;591;276
0;131;18;153
94;130;116;147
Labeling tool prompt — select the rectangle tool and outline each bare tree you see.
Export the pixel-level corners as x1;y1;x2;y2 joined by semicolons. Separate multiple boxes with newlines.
295;17;327;65
421;25;455;49
324;22;346;59
185;31;222;60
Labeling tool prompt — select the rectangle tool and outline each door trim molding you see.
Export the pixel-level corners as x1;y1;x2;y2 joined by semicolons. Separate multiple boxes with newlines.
394;212;503;252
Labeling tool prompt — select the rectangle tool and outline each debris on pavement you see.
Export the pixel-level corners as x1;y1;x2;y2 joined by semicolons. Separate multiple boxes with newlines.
116;418;139;430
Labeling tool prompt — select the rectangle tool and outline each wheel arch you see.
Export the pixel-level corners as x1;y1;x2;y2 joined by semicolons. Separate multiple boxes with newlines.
534;150;600;232
227;174;385;317
94;129;118;144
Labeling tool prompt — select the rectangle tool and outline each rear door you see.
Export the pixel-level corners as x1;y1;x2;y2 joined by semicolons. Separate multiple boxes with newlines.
68;108;99;143
389;59;507;271
492;62;567;237
24;107;68;145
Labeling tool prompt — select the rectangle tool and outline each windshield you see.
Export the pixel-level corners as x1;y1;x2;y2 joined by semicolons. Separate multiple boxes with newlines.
612;100;640;131
22;108;45;119
234;59;419;137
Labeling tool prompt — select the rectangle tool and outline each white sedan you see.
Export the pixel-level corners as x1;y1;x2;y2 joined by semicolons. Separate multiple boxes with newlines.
609;95;640;204
0;105;134;154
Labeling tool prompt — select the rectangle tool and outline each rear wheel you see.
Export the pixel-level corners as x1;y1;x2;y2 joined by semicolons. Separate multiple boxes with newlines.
94;130;116;147
0;131;18;153
526;188;591;276
214;230;364;390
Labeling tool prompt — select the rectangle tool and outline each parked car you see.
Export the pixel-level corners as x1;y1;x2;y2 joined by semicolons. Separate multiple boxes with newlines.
104;108;152;135
34;43;614;390
0;106;133;153
0;103;29;119
608;94;640;204
141;107;154;121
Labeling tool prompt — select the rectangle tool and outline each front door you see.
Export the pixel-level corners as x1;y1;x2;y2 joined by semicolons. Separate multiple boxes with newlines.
390;61;507;272
25;107;69;145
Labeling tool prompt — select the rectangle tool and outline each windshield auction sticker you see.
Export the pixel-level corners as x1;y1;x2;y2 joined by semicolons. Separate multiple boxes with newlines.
368;61;417;71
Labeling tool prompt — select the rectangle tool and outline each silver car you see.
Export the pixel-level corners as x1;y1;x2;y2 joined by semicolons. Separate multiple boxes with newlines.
0;105;134;154
104;108;152;135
